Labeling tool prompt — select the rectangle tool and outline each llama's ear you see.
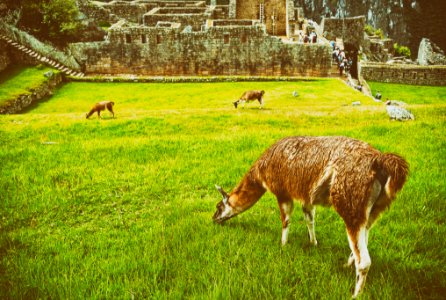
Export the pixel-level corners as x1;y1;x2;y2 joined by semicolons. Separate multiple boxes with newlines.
215;185;229;204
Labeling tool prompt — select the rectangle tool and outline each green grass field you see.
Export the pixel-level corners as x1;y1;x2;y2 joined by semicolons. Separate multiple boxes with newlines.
1;72;445;299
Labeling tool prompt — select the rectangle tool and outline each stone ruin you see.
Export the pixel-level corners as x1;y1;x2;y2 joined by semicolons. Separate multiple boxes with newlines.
2;0;444;85
69;0;339;76
418;38;446;66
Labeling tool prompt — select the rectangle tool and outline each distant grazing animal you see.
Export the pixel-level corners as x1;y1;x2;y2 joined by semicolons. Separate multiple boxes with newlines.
385;100;414;121
86;101;115;119
233;90;265;109
213;136;409;298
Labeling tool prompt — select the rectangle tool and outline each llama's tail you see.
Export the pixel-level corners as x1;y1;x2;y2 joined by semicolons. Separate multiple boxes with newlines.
377;153;409;199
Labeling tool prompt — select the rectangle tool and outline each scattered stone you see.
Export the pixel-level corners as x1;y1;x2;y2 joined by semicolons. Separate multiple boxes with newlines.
352;101;361;106
44;71;54;78
418;38;446;66
292;91;299;97
385;101;414;121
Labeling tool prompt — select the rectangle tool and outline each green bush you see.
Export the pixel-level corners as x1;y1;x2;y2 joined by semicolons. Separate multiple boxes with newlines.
374;29;384;39
364;25;385;39
364;25;375;36
394;43;411;58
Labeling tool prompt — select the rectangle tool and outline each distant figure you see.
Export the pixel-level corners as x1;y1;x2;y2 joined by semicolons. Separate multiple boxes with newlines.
339;62;345;76
292;91;299;97
385;100;414;121
375;91;382;100
233;90;265;109
312;31;317;43
86;101;115;119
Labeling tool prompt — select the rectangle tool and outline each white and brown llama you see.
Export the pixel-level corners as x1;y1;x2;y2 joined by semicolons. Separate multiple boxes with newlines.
213;136;409;298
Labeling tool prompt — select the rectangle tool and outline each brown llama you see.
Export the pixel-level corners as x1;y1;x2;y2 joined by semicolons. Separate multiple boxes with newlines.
233;90;265;109
86;101;115;119
213;136;409;298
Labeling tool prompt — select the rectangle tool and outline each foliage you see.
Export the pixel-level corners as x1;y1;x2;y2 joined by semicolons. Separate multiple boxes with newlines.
365;25;384;39
0;76;445;299
393;43;412;58
16;0;84;46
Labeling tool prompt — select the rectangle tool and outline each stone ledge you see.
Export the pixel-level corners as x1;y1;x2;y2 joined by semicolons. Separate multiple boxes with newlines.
68;75;325;83
0;72;63;114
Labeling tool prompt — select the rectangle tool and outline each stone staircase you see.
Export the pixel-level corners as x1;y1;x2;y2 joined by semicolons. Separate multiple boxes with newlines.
335;37;344;50
0;34;84;78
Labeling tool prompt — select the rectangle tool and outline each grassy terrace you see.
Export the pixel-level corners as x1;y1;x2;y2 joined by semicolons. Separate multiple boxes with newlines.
0;71;445;299
0;65;56;107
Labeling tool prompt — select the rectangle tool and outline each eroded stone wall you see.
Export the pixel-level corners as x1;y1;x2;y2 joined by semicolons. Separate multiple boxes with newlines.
70;26;332;76
321;16;365;49
234;0;287;36
361;63;446;86
0;72;63;114
0;40;10;72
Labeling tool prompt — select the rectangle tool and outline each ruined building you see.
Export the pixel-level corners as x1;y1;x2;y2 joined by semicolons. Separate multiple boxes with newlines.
71;0;338;76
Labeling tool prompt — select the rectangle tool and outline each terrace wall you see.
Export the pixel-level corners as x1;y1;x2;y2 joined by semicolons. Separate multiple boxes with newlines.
70;26;332;76
360;63;446;86
0;40;10;72
0;72;63;114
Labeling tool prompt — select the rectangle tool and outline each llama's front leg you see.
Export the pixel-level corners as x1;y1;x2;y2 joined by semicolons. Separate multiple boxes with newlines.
347;226;371;298
302;204;317;246
278;198;294;246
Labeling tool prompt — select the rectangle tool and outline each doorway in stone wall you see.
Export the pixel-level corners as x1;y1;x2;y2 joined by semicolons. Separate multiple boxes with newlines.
344;43;358;79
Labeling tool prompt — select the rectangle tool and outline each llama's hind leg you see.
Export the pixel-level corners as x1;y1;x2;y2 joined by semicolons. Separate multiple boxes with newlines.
302;204;317;246
347;226;371;298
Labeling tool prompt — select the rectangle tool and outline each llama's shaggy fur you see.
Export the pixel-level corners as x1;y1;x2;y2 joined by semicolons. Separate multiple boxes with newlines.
213;136;409;298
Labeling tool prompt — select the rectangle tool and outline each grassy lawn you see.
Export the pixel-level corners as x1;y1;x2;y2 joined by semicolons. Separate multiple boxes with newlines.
0;77;445;299
0;65;56;107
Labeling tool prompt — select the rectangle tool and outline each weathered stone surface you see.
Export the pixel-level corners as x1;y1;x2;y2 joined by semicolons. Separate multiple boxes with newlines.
321;16;365;49
70;24;333;76
361;62;446;86
295;0;446;57
0;40;10;72
0;72;63;114
418;38;446;66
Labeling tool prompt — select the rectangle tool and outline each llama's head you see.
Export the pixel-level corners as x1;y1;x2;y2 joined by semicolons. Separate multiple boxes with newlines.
213;185;237;224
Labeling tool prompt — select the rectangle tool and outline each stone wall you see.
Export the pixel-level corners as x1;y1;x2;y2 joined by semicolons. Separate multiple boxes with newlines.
143;7;214;31
0;22;82;71
360;63;446;86
232;0;287;36
321;16;365;49
70;25;332;76
0;72;63;114
0;40;10;72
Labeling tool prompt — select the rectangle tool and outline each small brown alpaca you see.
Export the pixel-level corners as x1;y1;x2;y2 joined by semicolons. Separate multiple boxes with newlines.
86;101;115;119
233;90;265;109
213;136;409;298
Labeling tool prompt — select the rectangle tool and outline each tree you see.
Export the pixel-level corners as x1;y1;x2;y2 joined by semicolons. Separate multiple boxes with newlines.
15;0;84;46
41;0;83;42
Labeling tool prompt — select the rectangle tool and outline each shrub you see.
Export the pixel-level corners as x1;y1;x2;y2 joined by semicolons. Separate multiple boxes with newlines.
364;25;375;36
394;43;411;58
364;25;385;39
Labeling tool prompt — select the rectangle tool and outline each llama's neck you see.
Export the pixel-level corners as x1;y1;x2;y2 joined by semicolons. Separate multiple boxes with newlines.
229;169;266;213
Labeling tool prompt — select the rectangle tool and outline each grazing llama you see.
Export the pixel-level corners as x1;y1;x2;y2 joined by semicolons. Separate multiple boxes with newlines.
213;136;409;298
233;90;265;109
86;101;115;119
